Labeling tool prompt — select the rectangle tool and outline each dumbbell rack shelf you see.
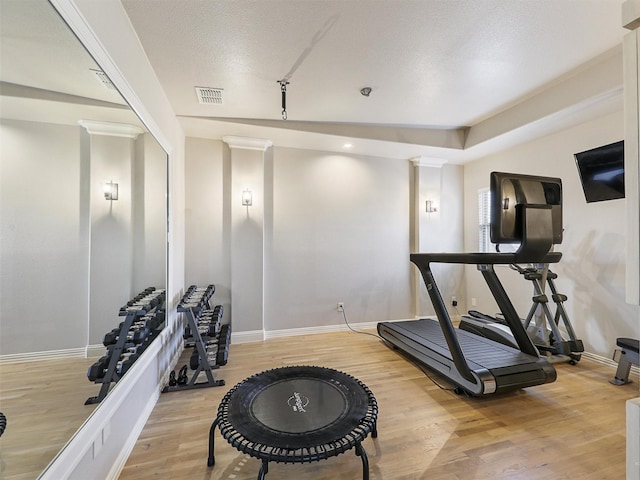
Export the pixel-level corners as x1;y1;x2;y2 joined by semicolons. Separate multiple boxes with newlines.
85;288;165;405
163;285;226;393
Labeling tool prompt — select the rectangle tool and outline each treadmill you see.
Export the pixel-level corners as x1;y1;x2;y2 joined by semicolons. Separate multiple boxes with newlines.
378;172;563;396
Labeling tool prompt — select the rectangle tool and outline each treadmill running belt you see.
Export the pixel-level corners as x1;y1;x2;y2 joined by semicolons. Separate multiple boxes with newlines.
389;319;538;370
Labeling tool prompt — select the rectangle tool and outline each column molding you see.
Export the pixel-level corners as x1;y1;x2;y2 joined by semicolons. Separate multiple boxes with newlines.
623;1;640;305
621;4;640;479
228;143;267;336
223;136;272;151
409;156;448;168
78;119;143;138
410;158;446;318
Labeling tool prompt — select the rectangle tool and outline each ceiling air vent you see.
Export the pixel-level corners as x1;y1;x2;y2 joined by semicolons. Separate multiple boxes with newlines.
195;87;224;105
90;68;116;90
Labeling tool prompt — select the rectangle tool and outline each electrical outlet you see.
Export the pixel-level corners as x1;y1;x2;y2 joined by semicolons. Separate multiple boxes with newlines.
471;297;477;307
337;302;344;312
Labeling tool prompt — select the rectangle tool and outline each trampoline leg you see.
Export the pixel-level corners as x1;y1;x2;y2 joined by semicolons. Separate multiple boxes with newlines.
372;421;378;438
355;442;370;480
257;459;269;480
207;418;219;467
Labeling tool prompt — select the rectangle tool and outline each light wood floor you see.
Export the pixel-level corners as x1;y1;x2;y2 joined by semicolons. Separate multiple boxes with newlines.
0;356;100;480
120;330;639;480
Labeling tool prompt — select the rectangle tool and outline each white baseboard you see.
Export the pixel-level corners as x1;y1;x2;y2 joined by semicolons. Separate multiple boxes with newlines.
229;321;385;344
231;330;264;344
265;320;381;339
582;351;640;377
87;344;107;358
0;344;114;364
0;347;87;364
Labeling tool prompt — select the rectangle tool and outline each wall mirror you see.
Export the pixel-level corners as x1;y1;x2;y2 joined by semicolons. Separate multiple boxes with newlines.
0;1;168;477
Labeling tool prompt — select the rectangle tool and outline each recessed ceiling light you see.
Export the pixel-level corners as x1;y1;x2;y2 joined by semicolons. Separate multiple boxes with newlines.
343;143;353;149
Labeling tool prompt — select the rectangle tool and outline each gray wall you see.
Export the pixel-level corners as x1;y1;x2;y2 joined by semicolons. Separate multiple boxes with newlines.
183;137;230;313
463;109;640;358
266;146;413;329
132;134;168;293
0;119;89;353
184;138;467;333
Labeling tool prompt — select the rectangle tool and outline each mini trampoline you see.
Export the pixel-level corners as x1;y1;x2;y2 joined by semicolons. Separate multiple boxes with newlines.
208;365;378;479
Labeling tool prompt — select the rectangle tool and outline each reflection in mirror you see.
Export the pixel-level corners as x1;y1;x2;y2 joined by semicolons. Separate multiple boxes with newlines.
0;1;168;477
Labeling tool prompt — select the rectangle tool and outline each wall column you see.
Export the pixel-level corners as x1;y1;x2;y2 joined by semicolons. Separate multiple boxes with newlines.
223;136;272;338
78;120;143;346
624;0;640;306
410;156;448;317
621;4;640;479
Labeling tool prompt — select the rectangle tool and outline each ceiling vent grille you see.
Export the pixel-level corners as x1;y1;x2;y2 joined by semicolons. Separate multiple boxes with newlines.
91;68;116;90
195;87;224;105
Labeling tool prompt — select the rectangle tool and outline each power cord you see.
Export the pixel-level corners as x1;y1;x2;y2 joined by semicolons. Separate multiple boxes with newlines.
411;358;457;392
339;307;383;340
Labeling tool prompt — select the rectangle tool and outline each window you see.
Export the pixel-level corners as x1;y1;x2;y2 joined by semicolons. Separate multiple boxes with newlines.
478;188;493;252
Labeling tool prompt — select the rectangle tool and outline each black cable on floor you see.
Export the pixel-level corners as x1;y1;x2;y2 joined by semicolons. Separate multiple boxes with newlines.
340;307;383;340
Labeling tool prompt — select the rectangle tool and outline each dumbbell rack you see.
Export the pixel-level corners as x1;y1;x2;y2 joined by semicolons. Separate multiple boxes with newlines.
85;288;166;405
163;285;226;393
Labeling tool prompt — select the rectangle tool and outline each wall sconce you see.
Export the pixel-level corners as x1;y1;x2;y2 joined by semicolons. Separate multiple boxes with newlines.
103;181;118;201
241;189;253;206
425;199;437;213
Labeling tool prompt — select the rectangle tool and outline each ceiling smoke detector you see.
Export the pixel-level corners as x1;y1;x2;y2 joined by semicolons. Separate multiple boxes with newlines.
195;87;224;105
91;69;116;90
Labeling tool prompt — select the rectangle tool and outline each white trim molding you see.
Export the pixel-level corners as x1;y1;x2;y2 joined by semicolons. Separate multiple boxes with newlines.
230;330;265;344
410;156;448;168
0;347;87;364
222;135;273;151
78;119;144;138
229;322;383;344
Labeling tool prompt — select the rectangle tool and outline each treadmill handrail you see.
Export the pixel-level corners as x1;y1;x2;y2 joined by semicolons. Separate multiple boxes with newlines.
411;251;562;265
409;251;561;384
410;255;476;383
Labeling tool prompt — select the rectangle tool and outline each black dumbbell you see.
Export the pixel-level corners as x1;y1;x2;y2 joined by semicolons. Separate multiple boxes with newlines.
189;327;231;369
115;353;138;376
87;355;110;381
103;328;121;346
177;365;188;385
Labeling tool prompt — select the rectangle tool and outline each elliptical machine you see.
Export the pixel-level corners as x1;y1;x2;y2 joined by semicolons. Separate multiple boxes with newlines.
460;262;584;364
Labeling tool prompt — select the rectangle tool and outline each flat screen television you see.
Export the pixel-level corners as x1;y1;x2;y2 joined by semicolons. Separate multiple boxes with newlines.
574;140;624;203
490;172;563;247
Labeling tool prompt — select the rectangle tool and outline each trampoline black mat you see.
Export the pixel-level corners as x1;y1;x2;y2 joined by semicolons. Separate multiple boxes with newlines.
214;365;378;462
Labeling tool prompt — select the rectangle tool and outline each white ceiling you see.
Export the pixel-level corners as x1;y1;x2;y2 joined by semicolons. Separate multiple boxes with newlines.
120;0;628;162
0;1;629;163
